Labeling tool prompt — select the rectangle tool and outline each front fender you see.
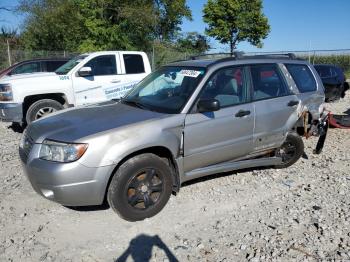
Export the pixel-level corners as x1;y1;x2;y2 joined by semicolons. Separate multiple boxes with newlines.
79;115;185;168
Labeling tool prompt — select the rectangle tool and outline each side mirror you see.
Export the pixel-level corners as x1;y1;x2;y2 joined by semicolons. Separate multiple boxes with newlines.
78;67;92;77
197;99;220;113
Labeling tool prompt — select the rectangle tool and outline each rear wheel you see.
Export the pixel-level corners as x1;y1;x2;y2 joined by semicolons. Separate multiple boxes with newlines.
25;99;64;124
107;153;173;221
275;133;304;169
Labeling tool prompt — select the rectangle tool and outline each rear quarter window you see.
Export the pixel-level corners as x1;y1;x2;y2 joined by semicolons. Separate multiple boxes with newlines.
123;54;145;74
285;64;317;93
45;60;68;72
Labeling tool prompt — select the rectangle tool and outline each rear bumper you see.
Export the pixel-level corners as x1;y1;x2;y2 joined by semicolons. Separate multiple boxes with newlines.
19;145;114;206
0;103;23;122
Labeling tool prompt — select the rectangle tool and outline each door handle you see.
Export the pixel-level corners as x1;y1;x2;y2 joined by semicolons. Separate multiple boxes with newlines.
287;100;299;107
235;110;251;118
111;79;121;83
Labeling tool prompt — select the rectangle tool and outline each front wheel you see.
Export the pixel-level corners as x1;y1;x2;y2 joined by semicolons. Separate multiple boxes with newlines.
26;99;64;124
107;153;173;221
275;133;304;169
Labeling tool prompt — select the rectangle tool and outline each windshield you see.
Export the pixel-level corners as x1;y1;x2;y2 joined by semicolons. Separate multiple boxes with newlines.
124;66;206;114
55;55;88;75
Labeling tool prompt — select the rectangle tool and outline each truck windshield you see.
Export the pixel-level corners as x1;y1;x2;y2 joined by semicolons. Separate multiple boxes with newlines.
55;55;88;75
123;66;206;114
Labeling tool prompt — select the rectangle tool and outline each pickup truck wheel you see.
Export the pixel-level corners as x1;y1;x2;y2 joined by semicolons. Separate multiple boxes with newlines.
107;153;173;221
275;133;304;169
26;99;64;124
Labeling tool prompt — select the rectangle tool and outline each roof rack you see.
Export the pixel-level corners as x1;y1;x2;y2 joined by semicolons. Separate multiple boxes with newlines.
189;52;244;60
169;52;301;66
208;52;301;67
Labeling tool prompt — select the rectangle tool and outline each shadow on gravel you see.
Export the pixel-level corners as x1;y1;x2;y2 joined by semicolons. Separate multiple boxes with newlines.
7;123;25;133
343;108;350;115
65;201;110;212
116;234;178;262
181;166;271;188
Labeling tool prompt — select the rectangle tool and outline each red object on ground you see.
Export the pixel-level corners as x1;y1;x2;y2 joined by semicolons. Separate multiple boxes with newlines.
329;113;350;129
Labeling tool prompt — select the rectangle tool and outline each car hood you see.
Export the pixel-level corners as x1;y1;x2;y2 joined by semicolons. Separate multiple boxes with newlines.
27;102;166;143
0;72;56;82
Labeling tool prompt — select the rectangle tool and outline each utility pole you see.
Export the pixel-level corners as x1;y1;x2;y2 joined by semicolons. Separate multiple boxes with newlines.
6;39;11;66
152;2;157;71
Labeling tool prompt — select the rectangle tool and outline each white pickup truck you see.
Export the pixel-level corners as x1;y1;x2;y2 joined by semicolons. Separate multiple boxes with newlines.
0;51;151;125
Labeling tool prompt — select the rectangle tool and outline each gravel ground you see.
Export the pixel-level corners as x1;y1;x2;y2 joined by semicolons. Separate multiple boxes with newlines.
1;96;350;262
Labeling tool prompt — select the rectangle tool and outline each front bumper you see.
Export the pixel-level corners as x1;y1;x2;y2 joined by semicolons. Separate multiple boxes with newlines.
0;102;23;122
19;144;115;206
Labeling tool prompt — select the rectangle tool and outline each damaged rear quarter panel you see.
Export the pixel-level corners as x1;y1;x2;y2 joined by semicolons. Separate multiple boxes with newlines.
280;63;326;122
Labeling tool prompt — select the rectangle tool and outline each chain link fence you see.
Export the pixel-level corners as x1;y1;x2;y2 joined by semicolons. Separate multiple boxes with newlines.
248;49;350;77
1;43;350;78
0;43;76;71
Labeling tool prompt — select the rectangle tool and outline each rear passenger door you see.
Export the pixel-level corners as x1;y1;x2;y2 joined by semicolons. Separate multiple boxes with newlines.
102;53;150;101
250;64;300;152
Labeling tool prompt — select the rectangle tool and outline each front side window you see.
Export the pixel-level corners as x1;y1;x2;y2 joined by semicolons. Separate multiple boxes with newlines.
199;67;248;108
11;62;41;75
123;54;145;74
124;67;206;114
85;55;117;76
56;55;88;75
286;64;317;93
251;64;289;100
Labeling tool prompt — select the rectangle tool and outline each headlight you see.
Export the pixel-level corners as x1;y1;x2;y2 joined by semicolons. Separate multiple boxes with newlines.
39;140;88;163
0;83;13;101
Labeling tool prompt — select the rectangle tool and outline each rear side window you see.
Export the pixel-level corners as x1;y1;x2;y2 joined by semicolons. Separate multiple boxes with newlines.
85;55;117;76
286;64;317;93
11;62;41;75
45;61;67;72
123;54;145;74
251;64;289;101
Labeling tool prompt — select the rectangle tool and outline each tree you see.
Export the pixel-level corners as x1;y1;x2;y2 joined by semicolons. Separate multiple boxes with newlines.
0;27;18;42
203;0;270;55
18;0;86;51
17;0;192;52
176;32;210;54
154;0;192;41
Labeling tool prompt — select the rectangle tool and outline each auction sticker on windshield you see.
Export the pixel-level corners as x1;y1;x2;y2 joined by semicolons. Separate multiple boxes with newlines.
179;70;203;78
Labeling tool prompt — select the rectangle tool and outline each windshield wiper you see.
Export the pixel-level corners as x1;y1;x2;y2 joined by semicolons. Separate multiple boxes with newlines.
121;99;149;110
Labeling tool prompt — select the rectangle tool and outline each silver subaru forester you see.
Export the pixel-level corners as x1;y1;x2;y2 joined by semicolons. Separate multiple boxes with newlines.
19;54;328;221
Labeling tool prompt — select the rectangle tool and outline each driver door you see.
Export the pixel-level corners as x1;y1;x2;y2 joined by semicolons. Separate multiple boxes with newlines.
73;54;124;105
183;66;255;172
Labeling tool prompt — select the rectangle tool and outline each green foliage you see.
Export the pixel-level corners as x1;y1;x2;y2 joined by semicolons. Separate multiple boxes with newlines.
149;37;209;69
203;0;270;54
175;32;210;54
310;54;350;79
0;27;18;42
154;0;192;41
18;0;85;51
17;0;192;52
310;55;350;72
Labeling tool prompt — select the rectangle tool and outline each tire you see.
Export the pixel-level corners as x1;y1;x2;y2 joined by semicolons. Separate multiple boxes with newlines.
107;153;173;222
340;85;346;98
25;99;64;124
275;133;304;169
